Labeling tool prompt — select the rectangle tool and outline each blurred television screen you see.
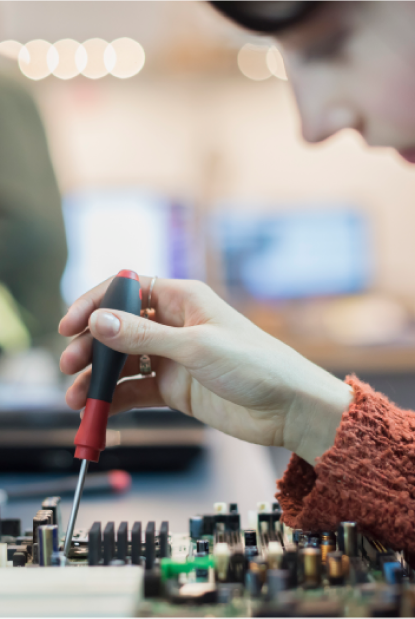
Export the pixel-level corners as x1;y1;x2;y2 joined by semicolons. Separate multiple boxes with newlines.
211;207;372;300
61;188;203;305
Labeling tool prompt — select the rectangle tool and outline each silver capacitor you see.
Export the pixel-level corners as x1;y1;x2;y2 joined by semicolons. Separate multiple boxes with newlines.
32;514;50;565
38;525;59;566
41;497;62;538
339;522;358;557
37;510;54;525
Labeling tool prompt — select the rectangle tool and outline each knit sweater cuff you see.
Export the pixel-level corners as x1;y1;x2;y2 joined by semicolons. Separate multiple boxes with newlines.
276;375;415;552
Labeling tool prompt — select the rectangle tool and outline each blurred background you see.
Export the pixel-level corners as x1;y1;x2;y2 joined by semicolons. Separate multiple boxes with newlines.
0;1;415;527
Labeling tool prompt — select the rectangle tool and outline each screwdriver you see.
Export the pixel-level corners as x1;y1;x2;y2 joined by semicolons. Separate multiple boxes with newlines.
63;270;142;557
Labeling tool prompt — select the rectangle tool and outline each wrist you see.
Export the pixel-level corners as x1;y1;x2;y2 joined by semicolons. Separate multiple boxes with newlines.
282;353;354;465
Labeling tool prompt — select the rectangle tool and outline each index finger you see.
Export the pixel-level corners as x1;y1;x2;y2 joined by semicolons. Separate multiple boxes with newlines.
59;274;159;337
59;274;204;338
59;276;114;337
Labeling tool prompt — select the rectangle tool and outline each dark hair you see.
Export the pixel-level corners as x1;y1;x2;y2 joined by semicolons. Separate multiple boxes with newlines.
210;1;319;34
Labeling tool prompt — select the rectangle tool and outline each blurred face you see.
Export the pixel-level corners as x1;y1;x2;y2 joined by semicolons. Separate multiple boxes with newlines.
276;1;415;163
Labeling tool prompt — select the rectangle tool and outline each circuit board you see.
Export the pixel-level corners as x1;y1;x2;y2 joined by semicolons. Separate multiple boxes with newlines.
0;497;413;617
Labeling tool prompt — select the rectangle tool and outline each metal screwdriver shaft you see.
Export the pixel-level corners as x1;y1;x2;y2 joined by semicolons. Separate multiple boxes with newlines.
63;459;89;557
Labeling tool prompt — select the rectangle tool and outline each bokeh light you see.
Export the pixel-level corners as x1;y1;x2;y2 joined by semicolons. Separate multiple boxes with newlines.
0;40;22;61
237;44;272;81
81;38;111;79
108;38;145;79
2;37;146;81
18;40;57;81
266;46;288;81
52;39;87;80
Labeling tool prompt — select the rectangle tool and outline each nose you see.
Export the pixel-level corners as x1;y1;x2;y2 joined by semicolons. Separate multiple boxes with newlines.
301;104;362;144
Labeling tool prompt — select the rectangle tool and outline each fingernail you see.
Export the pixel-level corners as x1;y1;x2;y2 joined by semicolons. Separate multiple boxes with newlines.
80;408;85;420
90;311;121;337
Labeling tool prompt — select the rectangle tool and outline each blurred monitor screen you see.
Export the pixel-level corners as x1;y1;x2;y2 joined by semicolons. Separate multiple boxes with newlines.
61;189;202;305
211;208;372;300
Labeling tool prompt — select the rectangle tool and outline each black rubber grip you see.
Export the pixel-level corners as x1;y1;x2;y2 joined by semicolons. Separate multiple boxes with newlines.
87;275;141;402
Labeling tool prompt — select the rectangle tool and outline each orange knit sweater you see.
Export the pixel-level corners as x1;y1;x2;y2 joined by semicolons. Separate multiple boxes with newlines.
277;375;415;553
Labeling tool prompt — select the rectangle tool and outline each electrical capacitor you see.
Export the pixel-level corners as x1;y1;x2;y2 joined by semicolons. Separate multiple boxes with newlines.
38;525;59;566
33;514;49;544
321;532;336;564
245;569;262;598
249;556;268;585
281;543;298;588
267;569;291;600
327;551;344;585
41;497;62;536
302;547;322;588
338;522;358;557
37;510;53;525
228;546;247;583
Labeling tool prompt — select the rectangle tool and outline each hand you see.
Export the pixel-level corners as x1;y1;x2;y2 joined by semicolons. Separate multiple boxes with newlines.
59;276;353;465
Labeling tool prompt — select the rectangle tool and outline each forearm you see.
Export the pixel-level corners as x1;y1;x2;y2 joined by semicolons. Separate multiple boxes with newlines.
281;348;354;465
278;375;415;554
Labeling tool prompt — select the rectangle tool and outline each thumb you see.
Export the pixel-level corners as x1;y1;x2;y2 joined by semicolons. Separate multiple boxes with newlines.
89;309;193;362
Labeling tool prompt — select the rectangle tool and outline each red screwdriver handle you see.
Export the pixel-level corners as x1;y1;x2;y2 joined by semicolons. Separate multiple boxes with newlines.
74;270;142;462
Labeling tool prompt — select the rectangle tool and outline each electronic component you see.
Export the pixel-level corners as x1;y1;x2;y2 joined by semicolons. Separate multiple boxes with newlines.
214;542;230;581
189;516;204;539
244;529;258;557
302;546;322;588
0;497;411;618
103;522;115;566
117;522;128;563
41;497;62;537
131;522;142;565
245;569;262;598
338;521;358;557
267;540;283;569
327;550;344;586
267;568;290;600
12;551;27;567
145;521;155;570
159;521;169;559
38;525;58;566
321;531;336;564
1;519;21;537
88;522;102;566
